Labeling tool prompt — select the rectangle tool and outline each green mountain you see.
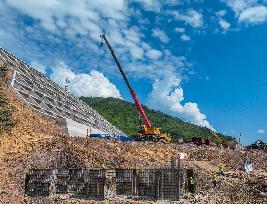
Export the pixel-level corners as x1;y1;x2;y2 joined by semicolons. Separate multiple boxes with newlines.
81;96;234;142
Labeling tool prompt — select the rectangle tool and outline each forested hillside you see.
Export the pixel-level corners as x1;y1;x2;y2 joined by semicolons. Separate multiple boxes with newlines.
81;96;234;141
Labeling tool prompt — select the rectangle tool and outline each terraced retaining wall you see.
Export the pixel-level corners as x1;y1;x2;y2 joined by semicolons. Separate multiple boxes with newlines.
0;48;123;136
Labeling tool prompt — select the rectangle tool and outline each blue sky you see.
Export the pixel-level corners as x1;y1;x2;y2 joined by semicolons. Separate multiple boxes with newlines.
0;0;266;144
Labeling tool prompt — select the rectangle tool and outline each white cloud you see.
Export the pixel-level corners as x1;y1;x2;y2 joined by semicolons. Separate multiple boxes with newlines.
131;0;185;12
223;0;267;25
171;9;203;28
30;61;47;74
133;0;161;11
152;28;170;43
215;7;230;31
216;10;227;17
124;51;188;81
146;75;213;129
239;6;267;24
181;34;191;41
145;49;162;59
219;19;231;30
174;27;185;33
50;62;122;99
222;0;258;14
257;129;265;134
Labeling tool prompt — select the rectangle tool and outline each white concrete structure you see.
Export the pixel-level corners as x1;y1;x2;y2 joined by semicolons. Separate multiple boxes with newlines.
58;118;106;137
0;48;123;136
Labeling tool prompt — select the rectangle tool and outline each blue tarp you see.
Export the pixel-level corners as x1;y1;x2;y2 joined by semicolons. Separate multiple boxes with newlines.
114;135;135;141
89;134;111;139
89;134;135;141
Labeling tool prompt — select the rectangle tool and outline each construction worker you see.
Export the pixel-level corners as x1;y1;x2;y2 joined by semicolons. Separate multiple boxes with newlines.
212;173;219;188
244;158;253;173
188;176;195;193
218;164;225;176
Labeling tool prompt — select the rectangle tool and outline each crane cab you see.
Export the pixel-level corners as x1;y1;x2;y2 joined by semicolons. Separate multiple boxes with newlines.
136;125;172;142
139;125;161;135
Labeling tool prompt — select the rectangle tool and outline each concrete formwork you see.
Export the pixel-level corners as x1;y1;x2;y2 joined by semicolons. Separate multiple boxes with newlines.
115;169;180;201
0;48;123;136
25;168;183;201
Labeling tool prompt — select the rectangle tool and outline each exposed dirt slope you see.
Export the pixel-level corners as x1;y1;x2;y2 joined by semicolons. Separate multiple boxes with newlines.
191;172;267;204
0;66;62;203
188;146;267;172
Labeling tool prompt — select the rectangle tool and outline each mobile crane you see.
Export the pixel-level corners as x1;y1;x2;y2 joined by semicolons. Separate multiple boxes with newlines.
100;34;172;142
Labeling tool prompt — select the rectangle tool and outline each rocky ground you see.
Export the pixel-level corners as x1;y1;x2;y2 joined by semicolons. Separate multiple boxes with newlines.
0;65;266;204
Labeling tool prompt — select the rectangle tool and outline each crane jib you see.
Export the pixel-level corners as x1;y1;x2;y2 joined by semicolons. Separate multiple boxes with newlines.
130;89;152;128
101;34;152;128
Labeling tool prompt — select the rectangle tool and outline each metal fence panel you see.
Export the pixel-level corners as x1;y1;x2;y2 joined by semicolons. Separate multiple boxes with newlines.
25;169;106;200
115;169;180;201
115;169;134;196
25;169;53;197
158;170;179;201
138;169;157;199
25;168;181;201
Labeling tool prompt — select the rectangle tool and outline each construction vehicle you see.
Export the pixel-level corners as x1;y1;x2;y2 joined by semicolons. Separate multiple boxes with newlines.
247;140;267;150
192;137;212;146
100;34;172;142
210;130;237;149
192;128;236;149
191;129;221;146
210;130;228;147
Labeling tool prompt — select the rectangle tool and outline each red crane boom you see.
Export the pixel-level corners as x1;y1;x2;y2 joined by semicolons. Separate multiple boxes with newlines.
100;34;152;128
